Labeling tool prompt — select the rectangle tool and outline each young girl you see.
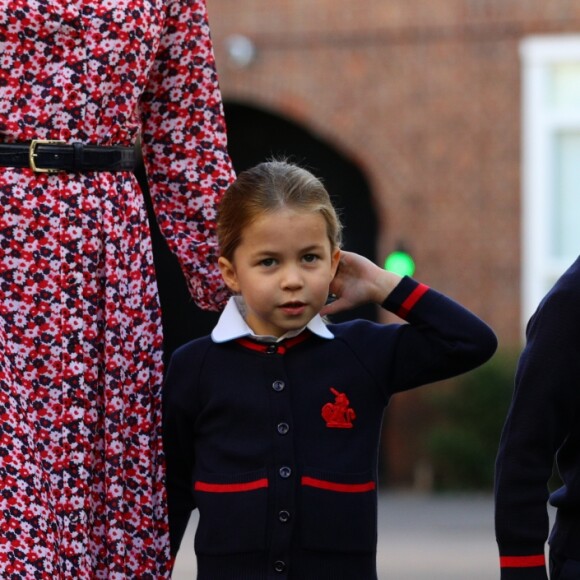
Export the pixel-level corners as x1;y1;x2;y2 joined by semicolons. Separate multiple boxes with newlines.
163;160;497;579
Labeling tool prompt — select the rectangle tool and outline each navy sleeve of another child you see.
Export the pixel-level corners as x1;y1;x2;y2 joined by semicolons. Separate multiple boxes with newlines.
495;258;580;579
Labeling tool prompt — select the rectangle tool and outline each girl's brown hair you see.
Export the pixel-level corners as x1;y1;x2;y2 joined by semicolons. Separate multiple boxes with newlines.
217;160;343;261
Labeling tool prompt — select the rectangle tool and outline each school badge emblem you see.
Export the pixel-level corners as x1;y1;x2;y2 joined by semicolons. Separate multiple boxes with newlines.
321;388;356;428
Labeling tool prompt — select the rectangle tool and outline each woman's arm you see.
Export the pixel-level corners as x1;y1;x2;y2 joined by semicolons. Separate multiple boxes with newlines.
140;0;235;311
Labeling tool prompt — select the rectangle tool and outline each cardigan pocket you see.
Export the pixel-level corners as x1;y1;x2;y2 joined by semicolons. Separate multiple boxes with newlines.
193;469;269;554
299;468;377;553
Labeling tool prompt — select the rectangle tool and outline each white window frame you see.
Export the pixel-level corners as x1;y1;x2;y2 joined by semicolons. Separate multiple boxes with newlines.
520;35;580;326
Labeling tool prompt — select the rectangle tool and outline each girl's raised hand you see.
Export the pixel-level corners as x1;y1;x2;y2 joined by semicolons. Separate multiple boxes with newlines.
320;250;403;317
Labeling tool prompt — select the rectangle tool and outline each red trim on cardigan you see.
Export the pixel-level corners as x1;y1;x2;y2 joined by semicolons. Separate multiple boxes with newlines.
396;283;429;319
499;555;546;568
301;476;376;493
236;338;268;353
194;478;269;493
236;331;310;354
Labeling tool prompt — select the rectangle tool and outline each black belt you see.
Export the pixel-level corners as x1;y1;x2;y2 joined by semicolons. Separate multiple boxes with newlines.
0;140;136;173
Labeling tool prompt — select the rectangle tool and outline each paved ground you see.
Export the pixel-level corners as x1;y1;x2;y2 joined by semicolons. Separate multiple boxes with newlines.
172;492;524;579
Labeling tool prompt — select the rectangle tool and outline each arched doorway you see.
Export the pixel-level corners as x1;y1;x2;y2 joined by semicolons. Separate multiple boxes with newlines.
140;102;377;362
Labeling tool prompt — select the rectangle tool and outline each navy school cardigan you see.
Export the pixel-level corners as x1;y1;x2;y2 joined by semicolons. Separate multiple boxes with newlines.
163;277;497;579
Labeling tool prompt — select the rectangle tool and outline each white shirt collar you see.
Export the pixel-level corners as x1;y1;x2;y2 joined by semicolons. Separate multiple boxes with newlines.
211;296;334;343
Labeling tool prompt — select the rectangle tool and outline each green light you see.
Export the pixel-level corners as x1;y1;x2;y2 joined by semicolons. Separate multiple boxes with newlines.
384;250;415;277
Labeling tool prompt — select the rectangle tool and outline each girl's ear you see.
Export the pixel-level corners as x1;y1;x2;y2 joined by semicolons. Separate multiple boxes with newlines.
330;247;341;278
218;257;241;293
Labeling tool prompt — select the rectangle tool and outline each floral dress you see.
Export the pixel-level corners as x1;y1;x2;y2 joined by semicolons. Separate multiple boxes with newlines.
0;0;233;577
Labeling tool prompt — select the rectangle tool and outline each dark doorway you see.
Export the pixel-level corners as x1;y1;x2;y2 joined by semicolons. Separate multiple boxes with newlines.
139;102;377;363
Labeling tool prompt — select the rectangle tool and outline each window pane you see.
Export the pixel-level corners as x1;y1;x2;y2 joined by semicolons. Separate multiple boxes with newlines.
552;131;580;259
548;63;580;108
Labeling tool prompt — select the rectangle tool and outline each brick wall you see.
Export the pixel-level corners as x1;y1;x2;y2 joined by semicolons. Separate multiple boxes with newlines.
207;0;580;346
204;1;580;484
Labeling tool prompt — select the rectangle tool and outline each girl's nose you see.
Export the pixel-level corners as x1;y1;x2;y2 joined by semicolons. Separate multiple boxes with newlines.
281;266;304;289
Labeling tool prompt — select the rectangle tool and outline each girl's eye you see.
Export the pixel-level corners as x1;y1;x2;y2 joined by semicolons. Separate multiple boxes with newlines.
302;254;319;263
260;258;277;267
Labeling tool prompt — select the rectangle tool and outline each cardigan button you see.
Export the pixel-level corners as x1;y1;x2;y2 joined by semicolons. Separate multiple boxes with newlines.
277;422;289;435
272;380;285;392
279;466;292;479
273;560;286;573
278;510;291;523
266;344;277;354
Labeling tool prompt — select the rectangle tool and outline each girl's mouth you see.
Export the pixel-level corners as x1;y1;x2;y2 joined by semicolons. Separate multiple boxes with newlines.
280;302;306;316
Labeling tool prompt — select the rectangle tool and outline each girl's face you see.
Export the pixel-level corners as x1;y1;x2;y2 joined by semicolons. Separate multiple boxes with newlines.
218;207;341;338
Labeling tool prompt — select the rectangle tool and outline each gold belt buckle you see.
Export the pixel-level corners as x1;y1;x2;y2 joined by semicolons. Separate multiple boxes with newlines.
29;139;67;173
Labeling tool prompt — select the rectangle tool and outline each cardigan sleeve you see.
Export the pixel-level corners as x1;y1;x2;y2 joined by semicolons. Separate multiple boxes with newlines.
378;277;498;393
139;0;235;311
494;264;580;579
